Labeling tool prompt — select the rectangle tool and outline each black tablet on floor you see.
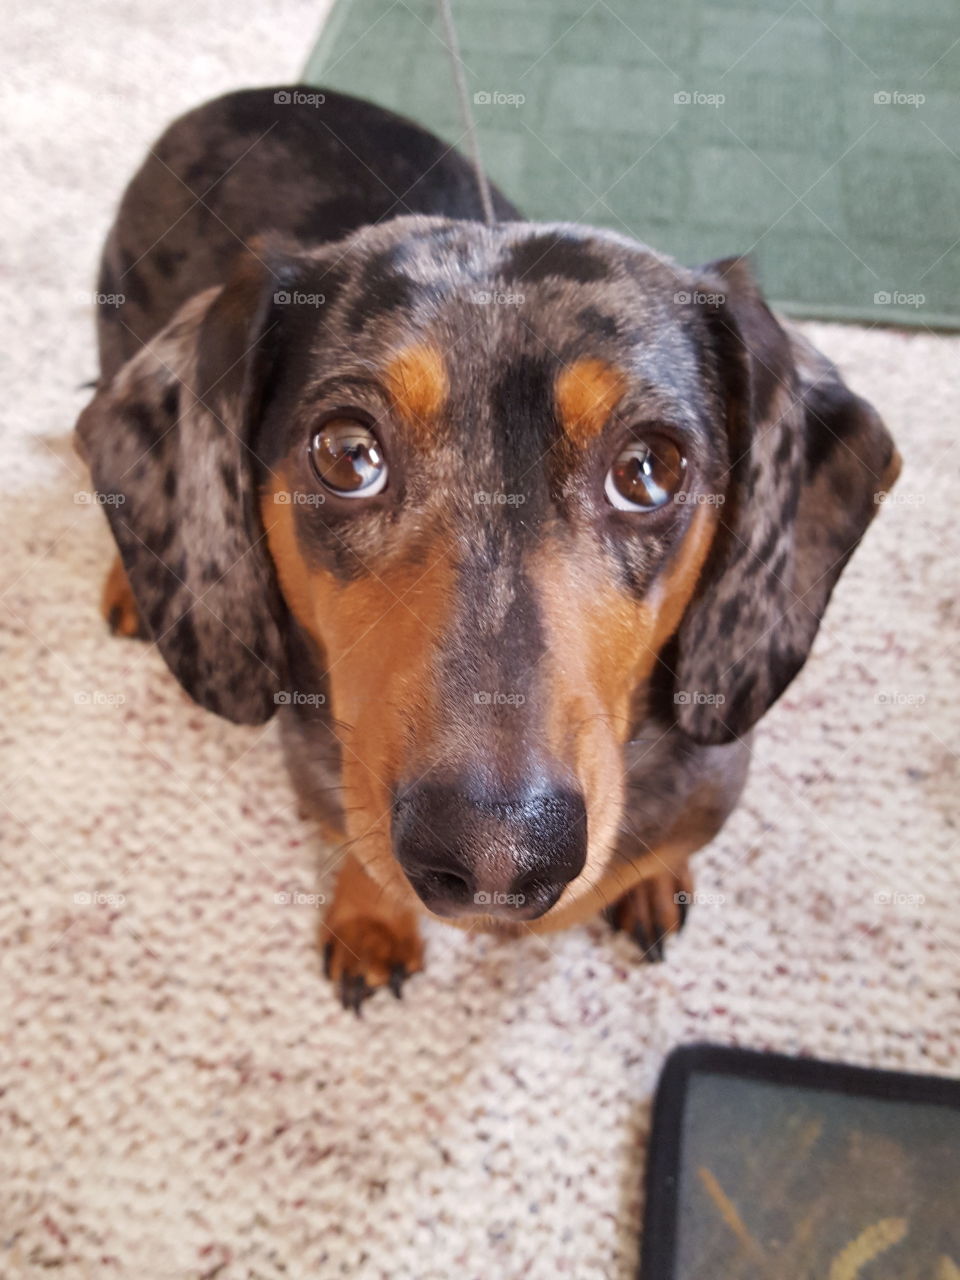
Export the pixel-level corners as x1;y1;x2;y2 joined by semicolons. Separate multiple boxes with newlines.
641;1043;960;1280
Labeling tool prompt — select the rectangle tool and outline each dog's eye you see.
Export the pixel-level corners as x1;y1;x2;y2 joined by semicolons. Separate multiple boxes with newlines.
605;435;686;511
310;416;388;497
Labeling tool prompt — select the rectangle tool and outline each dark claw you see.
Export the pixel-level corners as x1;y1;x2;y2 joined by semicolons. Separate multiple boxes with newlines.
631;920;656;961
676;894;689;931
631;918;664;963
340;972;371;1015
389;963;407;999
649;907;667;962
107;605;122;634
603;904;621;932
351;975;372;1014
322;941;333;980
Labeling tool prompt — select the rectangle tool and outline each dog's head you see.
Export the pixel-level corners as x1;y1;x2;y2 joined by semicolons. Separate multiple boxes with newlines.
77;217;899;922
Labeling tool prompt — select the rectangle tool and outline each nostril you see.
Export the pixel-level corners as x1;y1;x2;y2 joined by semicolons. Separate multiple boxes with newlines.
424;867;471;896
512;868;551;895
401;858;474;902
512;869;566;902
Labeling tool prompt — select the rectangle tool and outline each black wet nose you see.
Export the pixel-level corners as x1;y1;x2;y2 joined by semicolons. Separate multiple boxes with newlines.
392;777;587;918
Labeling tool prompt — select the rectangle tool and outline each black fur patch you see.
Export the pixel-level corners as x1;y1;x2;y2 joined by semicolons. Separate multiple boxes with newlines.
345;256;417;333
490;354;557;507
153;247;187;280
125;402;161;448
505;234;611;285
803;383;861;475
578;306;620;340
121;263;152;313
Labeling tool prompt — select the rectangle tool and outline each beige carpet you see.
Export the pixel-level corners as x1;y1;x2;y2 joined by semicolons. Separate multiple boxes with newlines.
2;3;959;1277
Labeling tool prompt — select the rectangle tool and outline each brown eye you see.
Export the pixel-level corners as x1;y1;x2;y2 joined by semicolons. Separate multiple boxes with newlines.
310;416;388;497
605;435;686;511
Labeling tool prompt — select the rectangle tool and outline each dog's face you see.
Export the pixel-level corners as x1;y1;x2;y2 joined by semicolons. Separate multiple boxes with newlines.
77;217;899;924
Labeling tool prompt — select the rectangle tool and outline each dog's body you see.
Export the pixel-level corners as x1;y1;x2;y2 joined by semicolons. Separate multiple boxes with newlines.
78;87;898;1008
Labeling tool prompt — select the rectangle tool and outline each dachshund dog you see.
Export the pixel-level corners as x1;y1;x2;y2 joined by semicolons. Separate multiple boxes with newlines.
76;87;899;1010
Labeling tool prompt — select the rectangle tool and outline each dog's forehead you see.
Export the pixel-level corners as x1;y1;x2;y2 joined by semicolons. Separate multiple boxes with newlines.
345;215;677;289
328;217;701;385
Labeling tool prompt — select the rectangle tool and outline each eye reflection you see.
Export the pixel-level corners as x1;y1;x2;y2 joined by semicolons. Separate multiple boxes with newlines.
310;416;388;497
605;435;686;511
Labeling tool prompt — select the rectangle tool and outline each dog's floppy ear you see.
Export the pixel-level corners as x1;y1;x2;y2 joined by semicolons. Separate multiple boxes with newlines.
75;246;302;724
670;257;900;745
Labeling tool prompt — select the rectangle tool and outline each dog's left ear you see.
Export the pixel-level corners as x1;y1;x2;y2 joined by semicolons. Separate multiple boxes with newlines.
670;257;901;745
75;245;303;724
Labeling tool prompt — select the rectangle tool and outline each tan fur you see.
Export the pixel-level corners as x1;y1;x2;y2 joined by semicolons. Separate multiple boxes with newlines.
524;505;719;927
538;839;696;934
101;554;142;638
555;358;626;447
880;447;903;493
261;475;453;915
383;343;449;440
321;853;424;987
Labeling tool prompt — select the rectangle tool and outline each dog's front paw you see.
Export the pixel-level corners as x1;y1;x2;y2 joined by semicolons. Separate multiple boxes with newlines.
321;855;423;1013
605;859;694;963
322;917;423;1012
101;555;147;639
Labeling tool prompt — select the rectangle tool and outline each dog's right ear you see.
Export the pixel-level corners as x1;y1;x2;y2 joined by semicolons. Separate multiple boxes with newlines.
75;245;305;724
667;257;899;745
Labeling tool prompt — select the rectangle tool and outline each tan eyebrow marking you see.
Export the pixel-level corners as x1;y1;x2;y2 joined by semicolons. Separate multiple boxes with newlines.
383;343;449;439
555;358;627;447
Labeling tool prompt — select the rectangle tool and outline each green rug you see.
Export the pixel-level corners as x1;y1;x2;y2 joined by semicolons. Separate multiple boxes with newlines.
303;0;960;329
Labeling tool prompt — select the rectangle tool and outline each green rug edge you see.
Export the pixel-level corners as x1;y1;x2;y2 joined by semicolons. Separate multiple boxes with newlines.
301;8;959;333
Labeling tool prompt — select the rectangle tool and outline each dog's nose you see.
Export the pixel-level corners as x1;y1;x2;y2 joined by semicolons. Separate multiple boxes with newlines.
392;776;587;918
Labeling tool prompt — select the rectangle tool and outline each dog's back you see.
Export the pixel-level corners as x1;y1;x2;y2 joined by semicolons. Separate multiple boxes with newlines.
96;85;520;377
